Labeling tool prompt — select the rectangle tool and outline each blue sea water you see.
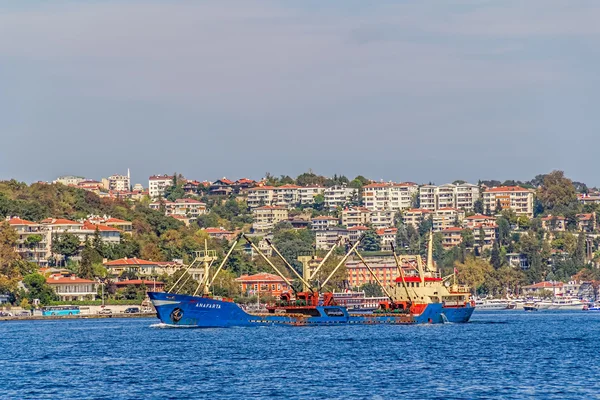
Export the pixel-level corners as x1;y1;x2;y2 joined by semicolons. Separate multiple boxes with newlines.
1;311;599;400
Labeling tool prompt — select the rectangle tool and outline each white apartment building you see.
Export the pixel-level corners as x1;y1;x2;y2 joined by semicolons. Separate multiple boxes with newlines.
310;216;339;231
252;206;289;233
483;186;534;217
274;184;300;207
341;207;371;229
149;175;174;199
323;185;358;210
418;183;480;212
419;185;437;211
54;175;86;186
46;275;97;301
247;186;276;208
370;210;396;229
315;227;349;250
107;172;131;192
298;186;325;205
7;217;49;265
376;228;398;251
362;183;417;212
149;198;207;217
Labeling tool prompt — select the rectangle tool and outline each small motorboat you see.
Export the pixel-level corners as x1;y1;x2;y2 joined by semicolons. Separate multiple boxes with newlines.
523;302;538;311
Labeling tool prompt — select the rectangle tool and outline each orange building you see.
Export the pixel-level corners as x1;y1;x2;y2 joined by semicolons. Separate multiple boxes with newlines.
236;273;290;297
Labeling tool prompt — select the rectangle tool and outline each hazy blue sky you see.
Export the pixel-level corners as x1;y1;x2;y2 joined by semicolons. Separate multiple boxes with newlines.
1;1;598;186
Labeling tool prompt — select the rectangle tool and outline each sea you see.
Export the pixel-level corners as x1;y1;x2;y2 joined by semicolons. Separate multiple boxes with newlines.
1;311;599;400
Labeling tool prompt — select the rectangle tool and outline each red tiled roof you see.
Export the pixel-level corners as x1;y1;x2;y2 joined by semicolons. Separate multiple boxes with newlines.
47;275;96;284
576;213;593;220
465;214;495;220
236;178;255;184
437;207;461;211
249;186;276;191
6;217;36;225
405;208;432;213
541;215;565;221
522;281;564;289
376;228;398;235
312;216;338;220
45;218;81;225
442;227;464;233
236;273;287;283
348;226;369;231
255;205;286;210
104;257;160;266
276;184;301;189
363;183;389;188
82;222;120;232
104;218;129;224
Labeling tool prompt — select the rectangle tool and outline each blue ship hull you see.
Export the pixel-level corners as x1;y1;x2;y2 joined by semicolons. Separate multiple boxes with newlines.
148;292;474;327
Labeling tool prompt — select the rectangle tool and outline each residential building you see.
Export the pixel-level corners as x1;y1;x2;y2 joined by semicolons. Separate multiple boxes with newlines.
436;184;456;209
107;172;131;192
209;178;235;196
341;207;371;229
148;175;174;199
483;186;534;217
54;175;86;186
347;226;369;243
578;193;600;205
507;253;529;269
46;275;97;301
274;184;301;207
324;185;358;210
247;186;276;208
455;183;480;211
77;180;103;193
234;178;256;193
402;209;432;229
81;222;121;245
114;279;165;292
419;185;437;211
362;183;417;212
7;217;49;265
577;213;596;232
541;215;567;232
310;216;339;231
521;281;565;297
236;273;291;297
346;259;398;288
440;227;464;249
432;208;465;232
376;227;398;251
149;198;207;217
370;210;396;229
315;227;349;250
102;217;133;234
104;258;183;278
252;206;289;232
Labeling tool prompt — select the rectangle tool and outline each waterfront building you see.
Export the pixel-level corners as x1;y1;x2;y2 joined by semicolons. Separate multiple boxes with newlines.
46;275;97;301
252;206;289;232
236;273;290;297
521;281;566;297
482;186;534;217
148;175;174;199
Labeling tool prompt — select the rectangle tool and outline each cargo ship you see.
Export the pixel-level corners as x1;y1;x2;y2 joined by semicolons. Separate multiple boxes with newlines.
149;233;474;328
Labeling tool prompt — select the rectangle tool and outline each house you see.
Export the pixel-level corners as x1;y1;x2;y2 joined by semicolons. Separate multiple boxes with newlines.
482;186;534;217
209;178;235;196
103;217;133;234
324;185;358;210
472;223;497;249
376;227;398;251
106;173;130;192
370;210;396;229
104;258;183;278
182;180;201;195
46;275;97;301
541;215;567;232
506;253;529;269
148;175;174;199
341;207;371;229
236;273;290;297
234;178;256;193
347;226;369;243
310;216;339;231
81;222;121;245
521;281;565;297
252;206;289;233
274;184;301;207
203;227;236;241
402;209;433;229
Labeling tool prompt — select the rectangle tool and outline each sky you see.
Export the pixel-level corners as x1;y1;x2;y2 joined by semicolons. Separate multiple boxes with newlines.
1;0;599;186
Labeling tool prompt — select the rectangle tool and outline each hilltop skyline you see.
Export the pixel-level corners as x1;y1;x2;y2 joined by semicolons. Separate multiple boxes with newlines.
2;1;599;185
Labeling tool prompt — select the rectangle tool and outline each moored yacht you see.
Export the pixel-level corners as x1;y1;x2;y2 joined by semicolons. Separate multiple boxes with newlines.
548;297;586;310
474;299;509;311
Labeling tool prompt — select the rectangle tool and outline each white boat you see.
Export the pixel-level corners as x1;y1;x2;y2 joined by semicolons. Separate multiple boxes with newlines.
548;297;585;311
474;299;510;311
536;300;553;310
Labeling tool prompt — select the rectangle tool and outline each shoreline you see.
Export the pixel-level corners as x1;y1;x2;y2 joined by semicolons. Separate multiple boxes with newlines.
0;313;156;322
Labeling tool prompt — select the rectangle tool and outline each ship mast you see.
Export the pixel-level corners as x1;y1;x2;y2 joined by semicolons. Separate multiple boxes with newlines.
391;243;412;303
351;248;395;303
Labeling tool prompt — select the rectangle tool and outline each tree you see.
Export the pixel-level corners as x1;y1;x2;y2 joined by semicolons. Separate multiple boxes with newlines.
164;172;186;201
537;170;577;212
22;273;57;305
574;233;587;267
477;226;486;249
473;199;484;214
361;230;381;252
51;233;80;263
490;241;502;269
497;217;511;246
495;199;503;213
461;229;475;248
313;194;325;211
455;257;493;294
359;282;383;297
79;240;102;279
